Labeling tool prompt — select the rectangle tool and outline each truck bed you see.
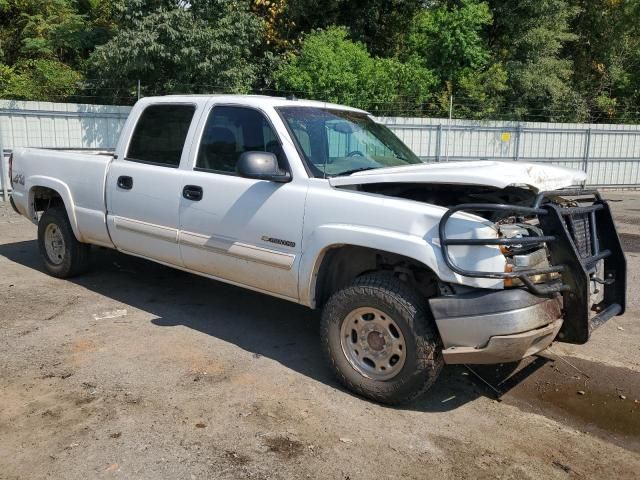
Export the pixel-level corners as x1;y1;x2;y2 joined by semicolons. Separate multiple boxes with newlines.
10;147;114;247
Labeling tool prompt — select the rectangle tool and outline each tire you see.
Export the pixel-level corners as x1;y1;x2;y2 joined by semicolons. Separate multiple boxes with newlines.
320;273;443;405
38;207;91;278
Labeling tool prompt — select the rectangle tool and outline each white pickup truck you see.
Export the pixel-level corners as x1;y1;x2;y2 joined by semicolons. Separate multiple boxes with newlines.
9;95;626;404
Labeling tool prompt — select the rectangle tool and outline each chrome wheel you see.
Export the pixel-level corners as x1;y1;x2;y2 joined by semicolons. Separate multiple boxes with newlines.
340;307;406;381
44;223;66;265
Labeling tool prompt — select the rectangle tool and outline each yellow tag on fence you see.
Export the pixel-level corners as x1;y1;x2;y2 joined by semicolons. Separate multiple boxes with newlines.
501;132;511;142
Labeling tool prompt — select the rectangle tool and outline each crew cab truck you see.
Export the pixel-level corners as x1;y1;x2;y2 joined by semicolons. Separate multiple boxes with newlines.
9;95;627;404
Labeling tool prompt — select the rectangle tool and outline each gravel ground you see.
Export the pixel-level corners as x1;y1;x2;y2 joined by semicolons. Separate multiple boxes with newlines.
1;193;639;480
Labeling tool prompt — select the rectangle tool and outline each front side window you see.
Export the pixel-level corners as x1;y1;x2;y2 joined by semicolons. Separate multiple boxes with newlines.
196;106;286;173
277;107;422;177
127;104;195;167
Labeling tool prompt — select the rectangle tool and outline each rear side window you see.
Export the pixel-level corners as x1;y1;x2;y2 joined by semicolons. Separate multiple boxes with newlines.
196;106;286;174
127;104;196;167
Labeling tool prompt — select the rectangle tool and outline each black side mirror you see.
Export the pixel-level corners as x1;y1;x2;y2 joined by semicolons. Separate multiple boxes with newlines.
236;151;291;183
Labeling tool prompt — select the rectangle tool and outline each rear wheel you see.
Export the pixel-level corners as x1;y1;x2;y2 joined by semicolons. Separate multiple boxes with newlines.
38;207;91;278
320;273;443;404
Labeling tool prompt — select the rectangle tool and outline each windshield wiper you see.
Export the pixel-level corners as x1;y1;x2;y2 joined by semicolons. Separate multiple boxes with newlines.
335;167;378;177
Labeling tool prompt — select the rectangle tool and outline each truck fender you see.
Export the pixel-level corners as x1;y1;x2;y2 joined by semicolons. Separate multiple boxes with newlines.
298;224;444;308
27;176;83;241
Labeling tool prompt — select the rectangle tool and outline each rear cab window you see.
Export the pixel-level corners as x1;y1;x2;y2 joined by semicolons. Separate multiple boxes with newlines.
127;104;196;167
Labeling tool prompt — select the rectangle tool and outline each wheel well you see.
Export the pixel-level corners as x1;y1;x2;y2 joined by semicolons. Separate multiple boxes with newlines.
31;186;64;213
314;246;439;308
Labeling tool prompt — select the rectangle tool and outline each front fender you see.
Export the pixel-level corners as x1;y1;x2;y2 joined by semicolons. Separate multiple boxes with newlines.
299;222;505;308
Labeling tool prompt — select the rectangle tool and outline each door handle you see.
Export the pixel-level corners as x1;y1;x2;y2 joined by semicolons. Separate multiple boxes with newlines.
183;185;203;201
117;176;133;190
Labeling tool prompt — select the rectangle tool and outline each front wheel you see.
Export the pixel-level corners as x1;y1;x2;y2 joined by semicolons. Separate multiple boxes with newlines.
38;207;91;278
320;274;443;405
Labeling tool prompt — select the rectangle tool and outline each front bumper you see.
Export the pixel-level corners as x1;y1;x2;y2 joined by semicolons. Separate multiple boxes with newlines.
438;189;626;345
430;288;564;364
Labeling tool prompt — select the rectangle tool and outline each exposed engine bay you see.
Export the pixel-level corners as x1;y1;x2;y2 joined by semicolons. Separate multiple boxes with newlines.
358;183;537;214
356;183;563;285
352;182;627;345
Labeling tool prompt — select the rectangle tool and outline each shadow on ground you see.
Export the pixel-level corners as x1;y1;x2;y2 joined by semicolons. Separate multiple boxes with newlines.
0;240;549;412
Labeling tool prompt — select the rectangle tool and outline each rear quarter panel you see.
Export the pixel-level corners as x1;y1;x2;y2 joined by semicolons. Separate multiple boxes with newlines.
11;148;113;247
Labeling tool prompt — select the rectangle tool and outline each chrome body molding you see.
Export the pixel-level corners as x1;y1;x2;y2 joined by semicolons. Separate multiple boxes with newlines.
113;216;178;243
179;231;295;270
111;216;295;271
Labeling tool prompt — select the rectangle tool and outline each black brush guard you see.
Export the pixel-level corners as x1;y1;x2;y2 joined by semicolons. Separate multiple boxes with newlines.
439;189;626;344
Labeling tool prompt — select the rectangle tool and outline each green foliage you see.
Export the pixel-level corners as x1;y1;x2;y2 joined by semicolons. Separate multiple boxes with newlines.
0;0;88;100
0;0;638;121
0;59;81;100
273;27;436;115
489;0;581;120
455;63;509;119
407;1;493;83
0;0;88;63
400;0;506;117
284;0;425;56
86;1;264;101
571;0;640;122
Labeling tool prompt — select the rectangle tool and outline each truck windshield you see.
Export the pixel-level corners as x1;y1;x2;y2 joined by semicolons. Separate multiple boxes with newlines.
277;107;422;177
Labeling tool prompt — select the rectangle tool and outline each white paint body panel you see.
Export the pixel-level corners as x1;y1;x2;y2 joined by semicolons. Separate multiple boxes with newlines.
9;148;114;247
105;161;185;265
9;95;587;309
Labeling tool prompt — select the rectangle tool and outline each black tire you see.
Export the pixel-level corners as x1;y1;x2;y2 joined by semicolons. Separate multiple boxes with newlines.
37;207;91;278
320;273;443;405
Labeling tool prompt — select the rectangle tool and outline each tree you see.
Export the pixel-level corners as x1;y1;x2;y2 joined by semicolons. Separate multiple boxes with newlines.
272;0;424;57
571;0;640;122
488;0;581;121
407;1;493;84
274;27;436;115
403;0;506;118
86;1;265;102
0;0;88;100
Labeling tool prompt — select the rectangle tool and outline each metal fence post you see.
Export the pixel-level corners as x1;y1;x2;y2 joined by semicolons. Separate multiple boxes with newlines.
514;123;522;161
435;124;442;162
0;119;6;202
583;127;592;173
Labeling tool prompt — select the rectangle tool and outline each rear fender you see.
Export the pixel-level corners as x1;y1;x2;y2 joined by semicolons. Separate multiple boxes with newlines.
27;176;82;241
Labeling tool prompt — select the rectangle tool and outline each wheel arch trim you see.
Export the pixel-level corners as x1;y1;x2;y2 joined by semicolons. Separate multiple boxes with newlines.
27;176;82;241
299;224;442;308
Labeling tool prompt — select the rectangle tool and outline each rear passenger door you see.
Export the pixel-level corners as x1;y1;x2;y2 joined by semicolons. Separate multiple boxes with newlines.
178;104;307;300
106;103;198;266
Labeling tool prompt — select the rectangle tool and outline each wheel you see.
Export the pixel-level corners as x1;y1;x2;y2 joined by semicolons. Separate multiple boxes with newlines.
38;207;91;278
320;273;443;405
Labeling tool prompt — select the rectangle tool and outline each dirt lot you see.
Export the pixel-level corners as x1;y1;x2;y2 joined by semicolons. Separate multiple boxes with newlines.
1;192;639;480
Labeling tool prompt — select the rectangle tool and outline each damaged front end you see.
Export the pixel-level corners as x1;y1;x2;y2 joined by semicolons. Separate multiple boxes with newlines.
438;189;627;345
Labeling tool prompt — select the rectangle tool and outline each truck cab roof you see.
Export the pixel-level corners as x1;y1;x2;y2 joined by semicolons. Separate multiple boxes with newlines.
137;94;369;114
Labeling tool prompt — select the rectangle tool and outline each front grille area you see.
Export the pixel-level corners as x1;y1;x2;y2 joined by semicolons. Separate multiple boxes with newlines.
565;213;593;259
439;188;626;344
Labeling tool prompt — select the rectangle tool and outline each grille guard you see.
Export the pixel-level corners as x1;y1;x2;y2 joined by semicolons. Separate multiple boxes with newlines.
439;189;626;344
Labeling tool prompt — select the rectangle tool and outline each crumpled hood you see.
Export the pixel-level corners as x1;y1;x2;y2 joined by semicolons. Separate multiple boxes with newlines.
328;160;587;192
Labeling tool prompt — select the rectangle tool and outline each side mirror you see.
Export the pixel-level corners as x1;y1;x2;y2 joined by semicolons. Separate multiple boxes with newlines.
236;151;291;183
